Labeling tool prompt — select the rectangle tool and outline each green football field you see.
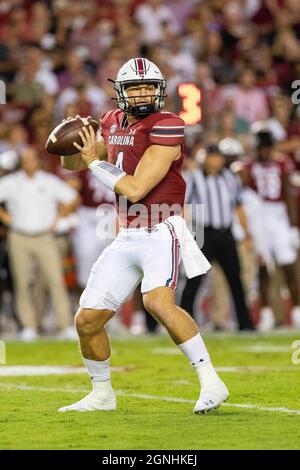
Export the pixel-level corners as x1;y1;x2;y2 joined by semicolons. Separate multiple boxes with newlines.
0;331;300;450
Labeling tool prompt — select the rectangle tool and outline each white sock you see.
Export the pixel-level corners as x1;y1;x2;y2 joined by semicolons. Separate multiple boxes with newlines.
177;333;210;368
177;333;219;388
83;357;111;387
92;380;113;394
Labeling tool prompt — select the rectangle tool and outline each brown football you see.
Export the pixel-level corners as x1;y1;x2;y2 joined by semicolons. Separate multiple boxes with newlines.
45;117;99;156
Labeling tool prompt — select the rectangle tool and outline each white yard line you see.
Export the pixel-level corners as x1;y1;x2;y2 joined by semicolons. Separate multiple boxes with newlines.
0;364;299;377
0;366;87;376
215;366;298;373
0;382;299;416
153;344;298;355
234;345;292;353
0;365;134;376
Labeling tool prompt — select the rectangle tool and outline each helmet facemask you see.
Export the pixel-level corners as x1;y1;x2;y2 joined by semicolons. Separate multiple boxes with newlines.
113;79;167;117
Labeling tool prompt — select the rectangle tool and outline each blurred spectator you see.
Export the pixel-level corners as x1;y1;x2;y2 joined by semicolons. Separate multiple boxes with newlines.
181;144;254;331
221;67;269;124
27;1;54;48
244;129;300;330
96;45;124;92
12;54;45;107
0;124;28;154
0;146;78;341
1;0;300;333
27;46;59;96
0;145;20;334
55;76;107;121
166;36;196;81
57;48;90;91
135;0;179;45
165;0;196;34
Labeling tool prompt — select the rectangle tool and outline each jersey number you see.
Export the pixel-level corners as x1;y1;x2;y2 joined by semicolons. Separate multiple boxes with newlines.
254;168;282;200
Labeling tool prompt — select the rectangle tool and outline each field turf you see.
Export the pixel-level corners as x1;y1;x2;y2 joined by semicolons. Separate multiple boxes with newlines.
0;331;300;450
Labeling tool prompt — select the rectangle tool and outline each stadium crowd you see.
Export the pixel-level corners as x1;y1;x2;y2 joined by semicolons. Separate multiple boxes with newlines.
1;0;300;338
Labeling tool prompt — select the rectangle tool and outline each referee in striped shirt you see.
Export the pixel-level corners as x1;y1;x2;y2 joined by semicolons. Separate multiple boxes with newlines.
181;144;254;331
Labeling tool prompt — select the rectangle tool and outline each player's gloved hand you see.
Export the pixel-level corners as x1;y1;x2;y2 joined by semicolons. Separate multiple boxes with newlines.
289;226;300;250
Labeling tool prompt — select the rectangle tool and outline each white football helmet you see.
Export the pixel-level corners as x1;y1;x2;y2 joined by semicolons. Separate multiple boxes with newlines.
218;138;244;157
0;150;19;172
110;58;167;117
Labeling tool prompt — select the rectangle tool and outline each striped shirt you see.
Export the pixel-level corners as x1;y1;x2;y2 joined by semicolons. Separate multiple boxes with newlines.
186;167;242;229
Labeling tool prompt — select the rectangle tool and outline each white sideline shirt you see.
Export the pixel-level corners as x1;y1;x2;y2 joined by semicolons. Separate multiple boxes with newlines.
0;170;77;234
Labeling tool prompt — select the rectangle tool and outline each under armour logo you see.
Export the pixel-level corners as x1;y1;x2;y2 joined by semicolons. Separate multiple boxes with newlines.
192;359;204;367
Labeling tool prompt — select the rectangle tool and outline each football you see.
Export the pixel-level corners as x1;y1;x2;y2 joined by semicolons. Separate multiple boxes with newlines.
45;117;99;156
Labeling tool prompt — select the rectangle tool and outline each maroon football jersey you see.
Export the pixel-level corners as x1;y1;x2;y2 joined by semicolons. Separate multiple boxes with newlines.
246;158;295;202
100;109;186;227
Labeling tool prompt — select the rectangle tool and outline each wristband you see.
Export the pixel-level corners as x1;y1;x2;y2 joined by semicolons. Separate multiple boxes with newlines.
89;160;126;191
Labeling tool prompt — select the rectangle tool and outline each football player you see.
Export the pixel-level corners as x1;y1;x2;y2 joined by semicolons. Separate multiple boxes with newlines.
245;129;300;330
59;58;228;414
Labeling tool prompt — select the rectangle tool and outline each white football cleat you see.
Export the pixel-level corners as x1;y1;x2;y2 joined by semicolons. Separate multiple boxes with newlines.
19;328;39;342
194;379;229;414
56;326;78;341
58;388;116;412
291;306;300;329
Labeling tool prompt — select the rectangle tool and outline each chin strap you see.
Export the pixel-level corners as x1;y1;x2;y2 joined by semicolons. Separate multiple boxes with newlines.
127;103;155;117
89;160;127;191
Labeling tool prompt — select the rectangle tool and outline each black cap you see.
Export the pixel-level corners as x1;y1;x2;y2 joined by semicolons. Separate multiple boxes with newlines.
256;130;274;148
206;144;221;155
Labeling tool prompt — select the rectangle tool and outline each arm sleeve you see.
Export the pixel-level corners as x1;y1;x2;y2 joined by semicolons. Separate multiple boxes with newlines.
149;115;185;146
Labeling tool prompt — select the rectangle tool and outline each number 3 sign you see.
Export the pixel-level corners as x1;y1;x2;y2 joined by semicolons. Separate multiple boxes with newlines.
178;83;202;126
